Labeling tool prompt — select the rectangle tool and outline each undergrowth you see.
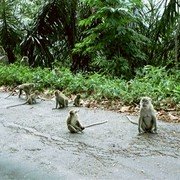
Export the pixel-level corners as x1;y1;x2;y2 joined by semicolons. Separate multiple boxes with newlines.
0;64;179;109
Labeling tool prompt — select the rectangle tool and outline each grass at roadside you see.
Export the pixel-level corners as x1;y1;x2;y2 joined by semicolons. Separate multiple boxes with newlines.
0;64;179;122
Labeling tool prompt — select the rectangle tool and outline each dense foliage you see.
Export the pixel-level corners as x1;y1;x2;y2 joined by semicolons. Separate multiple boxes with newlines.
0;64;179;110
0;0;179;77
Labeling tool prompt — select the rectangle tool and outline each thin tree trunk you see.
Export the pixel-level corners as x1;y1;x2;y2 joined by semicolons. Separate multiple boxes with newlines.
175;18;180;69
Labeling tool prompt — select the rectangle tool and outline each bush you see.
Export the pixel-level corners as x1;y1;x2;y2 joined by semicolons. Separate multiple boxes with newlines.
0;64;179;109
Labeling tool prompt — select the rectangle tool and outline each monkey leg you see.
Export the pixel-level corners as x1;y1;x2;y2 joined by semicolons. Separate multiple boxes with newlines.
64;99;68;107
141;121;153;133
142;127;157;134
24;91;30;99
19;89;22;98
74;125;84;132
68;125;79;133
58;102;65;108
149;128;157;134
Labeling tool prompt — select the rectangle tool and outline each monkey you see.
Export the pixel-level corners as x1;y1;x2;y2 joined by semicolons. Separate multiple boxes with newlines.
5;83;35;99
20;56;29;66
73;94;83;107
52;67;61;76
0;46;8;65
126;97;157;134
0;55;8;64
0;46;6;55
6;90;39;109
130;97;157;134
53;90;68;109
67;109;84;133
66;110;107;133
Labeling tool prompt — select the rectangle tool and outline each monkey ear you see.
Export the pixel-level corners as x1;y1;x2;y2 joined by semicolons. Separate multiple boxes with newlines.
75;109;80;113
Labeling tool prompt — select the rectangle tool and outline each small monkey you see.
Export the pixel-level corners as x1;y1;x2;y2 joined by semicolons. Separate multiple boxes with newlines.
0;46;8;64
73;94;82;107
67;110;84;133
6;90;39;109
137;97;157;134
53;90;68;109
20;56;29;66
0;46;6;55
5;83;35;99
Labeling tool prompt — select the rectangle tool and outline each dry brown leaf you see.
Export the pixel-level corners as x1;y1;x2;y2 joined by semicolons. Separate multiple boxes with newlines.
0;86;8;92
168;113;179;121
119;106;131;113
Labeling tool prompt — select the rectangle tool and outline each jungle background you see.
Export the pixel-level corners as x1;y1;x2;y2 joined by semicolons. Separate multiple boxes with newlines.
0;0;179;122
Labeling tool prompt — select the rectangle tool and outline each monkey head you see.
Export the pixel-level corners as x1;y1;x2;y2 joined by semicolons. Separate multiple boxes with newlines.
34;90;39;95
140;97;152;108
69;109;79;116
76;94;81;99
55;90;59;96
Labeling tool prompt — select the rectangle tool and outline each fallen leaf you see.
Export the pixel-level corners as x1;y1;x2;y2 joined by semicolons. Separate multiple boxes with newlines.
168;113;178;120
119;106;131;112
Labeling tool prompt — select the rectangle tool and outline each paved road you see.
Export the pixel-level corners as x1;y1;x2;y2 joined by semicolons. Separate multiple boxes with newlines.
0;92;180;179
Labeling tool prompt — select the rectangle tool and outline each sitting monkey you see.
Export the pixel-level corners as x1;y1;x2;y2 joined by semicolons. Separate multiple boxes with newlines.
138;96;157;134
126;96;157;134
73;94;83;107
67;110;84;133
53;90;68;109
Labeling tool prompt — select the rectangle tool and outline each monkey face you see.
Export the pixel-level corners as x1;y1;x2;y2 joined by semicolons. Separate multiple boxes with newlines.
34;90;39;95
69;109;79;115
77;95;81;99
69;110;75;115
140;97;151;108
55;91;59;96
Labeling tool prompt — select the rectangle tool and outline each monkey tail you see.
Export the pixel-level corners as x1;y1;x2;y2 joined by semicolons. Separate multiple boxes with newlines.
4;87;17;99
6;102;27;109
126;116;138;125
84;121;108;128
5;93;13;99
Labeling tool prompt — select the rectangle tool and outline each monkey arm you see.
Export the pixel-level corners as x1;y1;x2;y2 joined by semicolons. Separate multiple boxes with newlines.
55;99;59;109
32;98;36;104
67;118;71;126
74;125;84;132
76;121;84;130
67;120;82;133
152;115;157;133
52;101;60;109
68;124;79;133
138;117;143;133
19;89;22;98
64;99;68;107
74;99;79;106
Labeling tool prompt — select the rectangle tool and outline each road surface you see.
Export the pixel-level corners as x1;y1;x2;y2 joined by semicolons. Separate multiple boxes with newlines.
0;92;179;179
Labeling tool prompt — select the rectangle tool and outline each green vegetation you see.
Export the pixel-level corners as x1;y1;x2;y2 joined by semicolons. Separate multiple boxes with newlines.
0;0;179;112
0;64;179;110
0;0;179;75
